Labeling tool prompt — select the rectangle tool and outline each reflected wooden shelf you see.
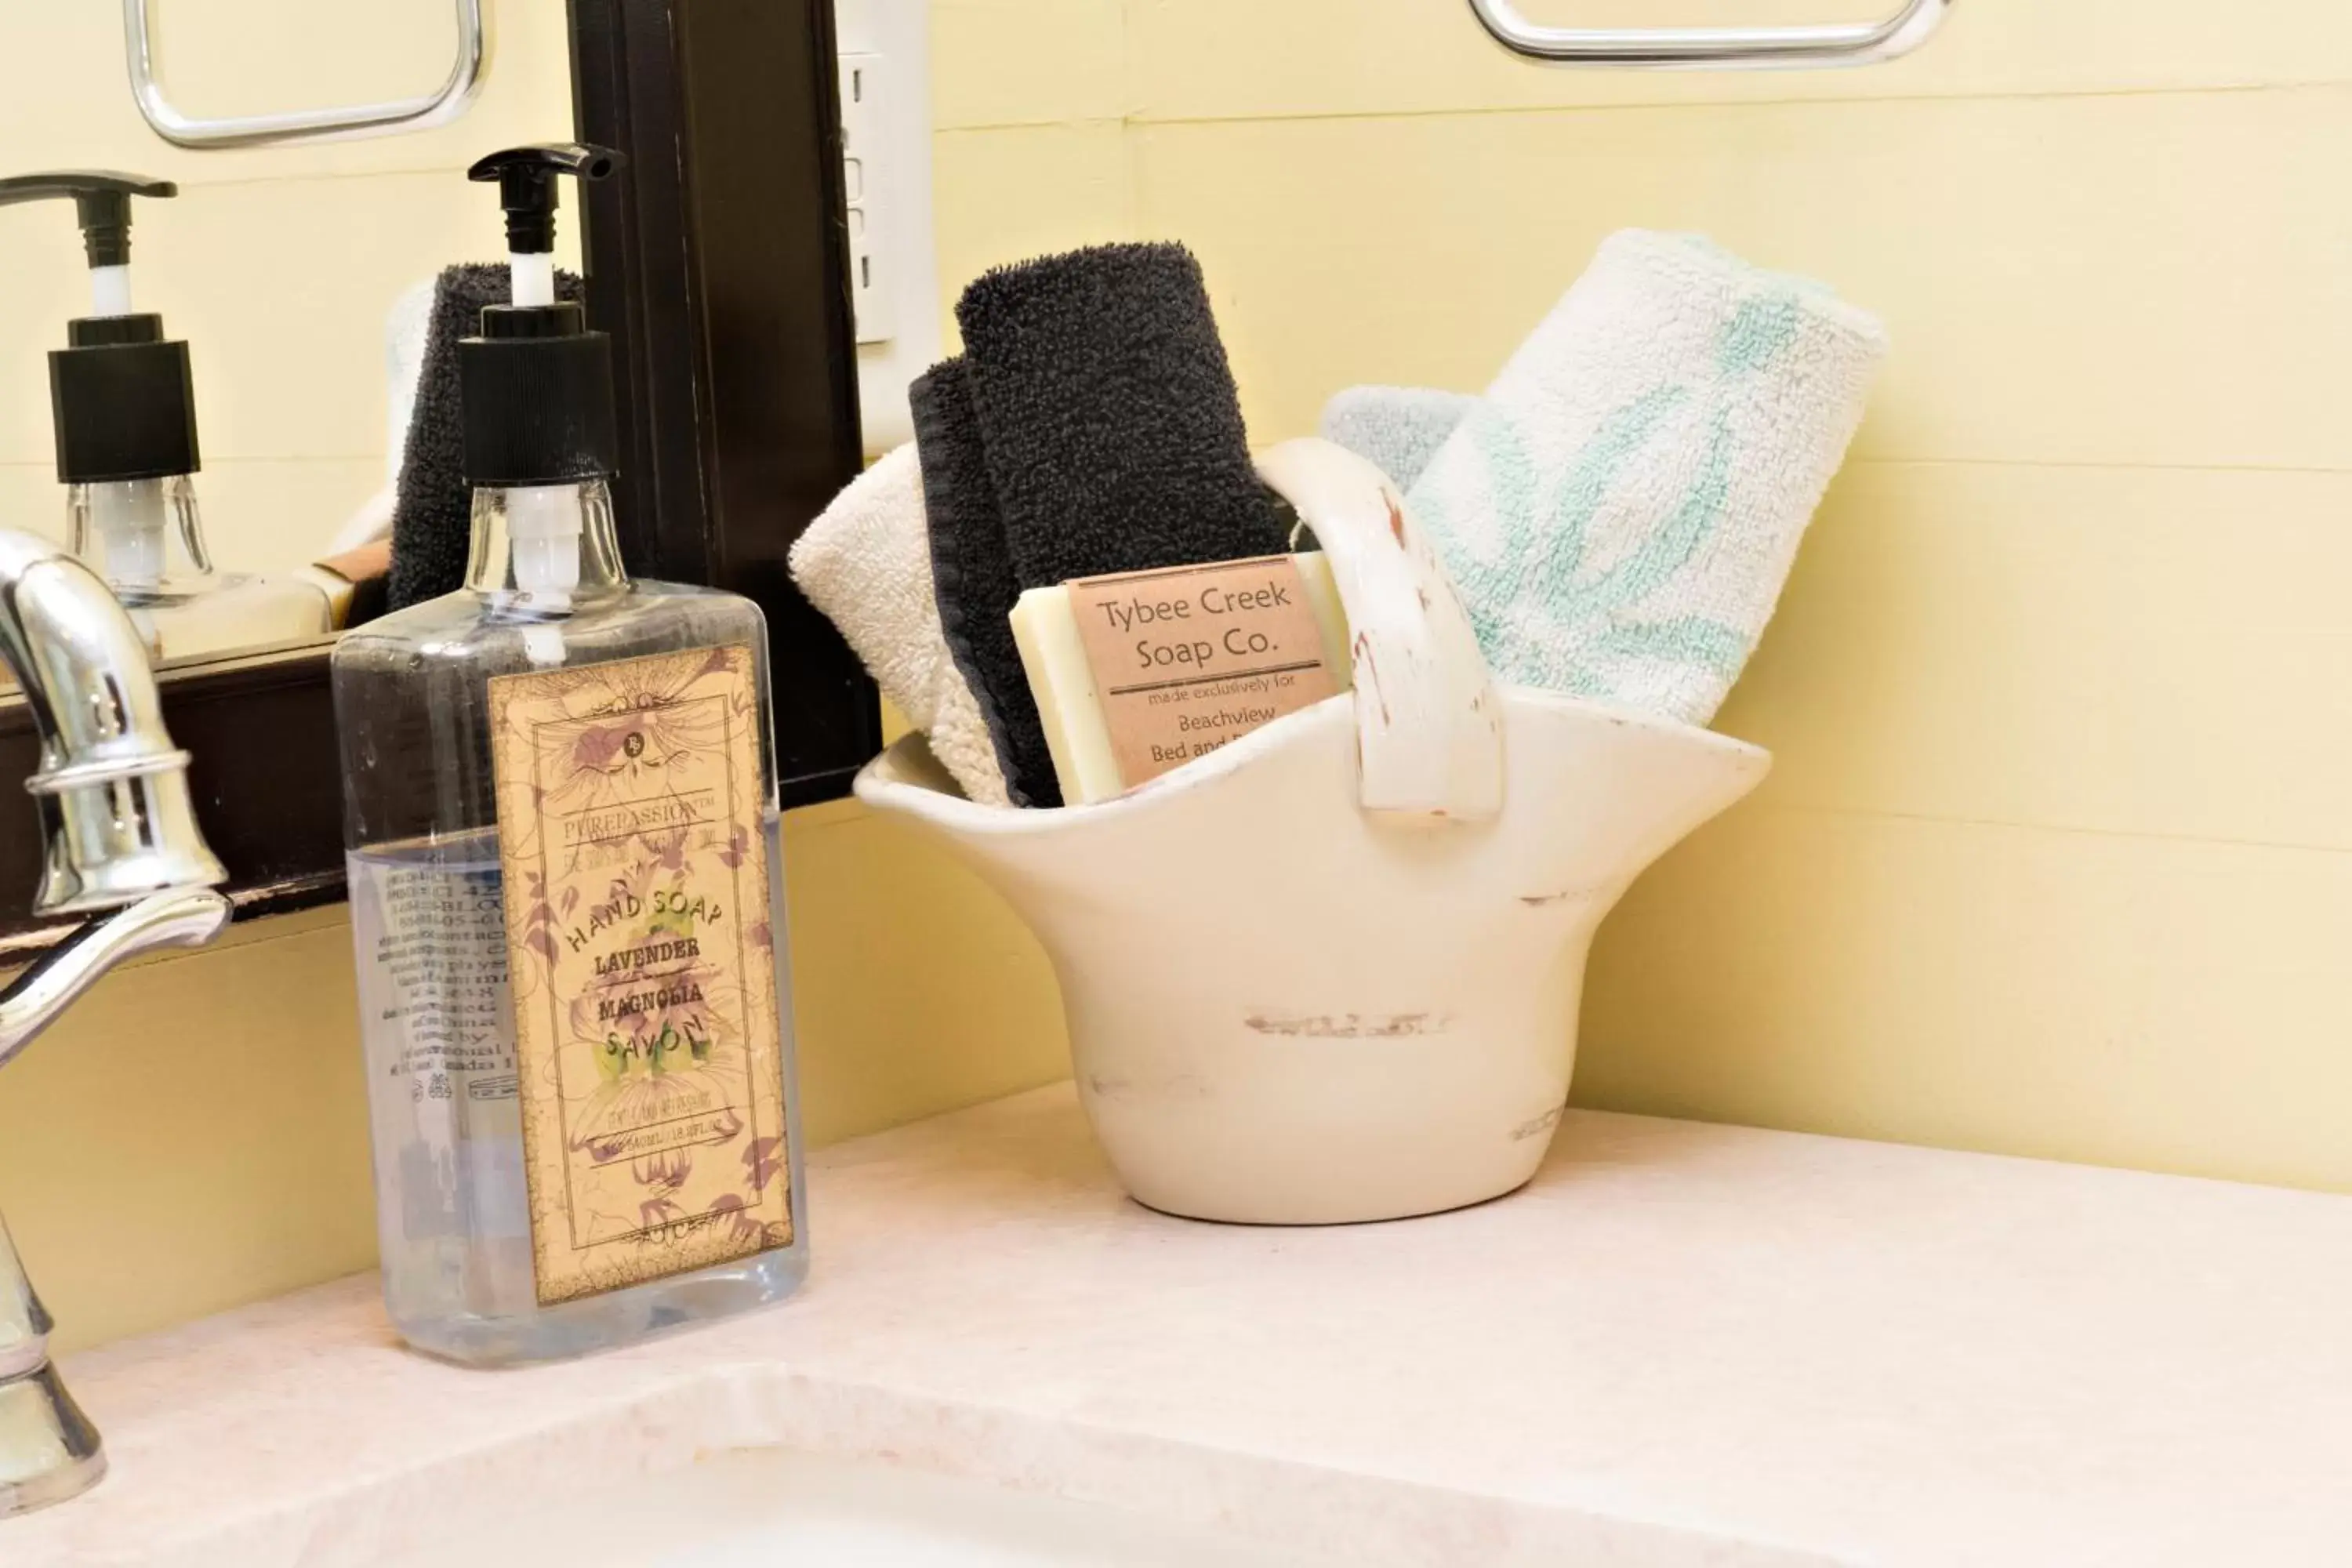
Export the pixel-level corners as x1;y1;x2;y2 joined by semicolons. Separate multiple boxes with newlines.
0;639;341;958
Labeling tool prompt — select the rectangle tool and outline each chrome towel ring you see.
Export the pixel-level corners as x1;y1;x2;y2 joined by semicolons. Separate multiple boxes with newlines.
1465;0;1951;67
123;0;488;149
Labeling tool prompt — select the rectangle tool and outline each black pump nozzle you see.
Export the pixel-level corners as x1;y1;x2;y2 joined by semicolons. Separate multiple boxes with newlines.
459;144;626;488
0;171;176;268
466;143;622;256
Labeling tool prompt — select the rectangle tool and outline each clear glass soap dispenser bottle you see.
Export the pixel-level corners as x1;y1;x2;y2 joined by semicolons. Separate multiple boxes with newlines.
329;145;805;1365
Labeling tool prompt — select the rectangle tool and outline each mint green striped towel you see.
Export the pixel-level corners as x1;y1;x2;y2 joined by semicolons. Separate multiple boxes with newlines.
1403;230;1885;727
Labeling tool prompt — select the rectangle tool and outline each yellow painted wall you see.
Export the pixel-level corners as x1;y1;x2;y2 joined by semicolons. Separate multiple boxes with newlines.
920;0;2352;1192
13;0;2352;1355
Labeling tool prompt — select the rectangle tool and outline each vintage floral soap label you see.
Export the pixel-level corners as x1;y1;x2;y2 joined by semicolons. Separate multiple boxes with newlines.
1069;554;1340;789
486;644;791;1306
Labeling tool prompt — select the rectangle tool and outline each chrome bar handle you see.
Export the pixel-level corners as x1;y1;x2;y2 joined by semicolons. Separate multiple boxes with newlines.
1466;0;1951;67
122;0;490;150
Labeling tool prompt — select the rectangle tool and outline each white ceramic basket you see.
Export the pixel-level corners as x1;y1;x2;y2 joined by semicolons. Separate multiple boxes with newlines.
855;439;1770;1224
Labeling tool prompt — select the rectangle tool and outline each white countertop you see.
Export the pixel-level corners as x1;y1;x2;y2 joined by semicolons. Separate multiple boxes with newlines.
16;1083;2352;1566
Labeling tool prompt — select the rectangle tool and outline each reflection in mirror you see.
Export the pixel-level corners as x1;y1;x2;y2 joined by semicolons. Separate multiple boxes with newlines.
0;0;579;673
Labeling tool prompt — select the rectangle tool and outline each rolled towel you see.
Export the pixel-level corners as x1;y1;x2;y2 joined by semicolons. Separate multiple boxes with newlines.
786;445;1011;806
917;241;1293;805
1318;385;1475;492
953;241;1291;590
1407;230;1886;726
911;359;1061;807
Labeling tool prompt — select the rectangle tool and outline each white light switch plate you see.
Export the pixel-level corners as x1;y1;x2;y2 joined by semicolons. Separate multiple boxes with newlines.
836;0;938;456
840;50;893;345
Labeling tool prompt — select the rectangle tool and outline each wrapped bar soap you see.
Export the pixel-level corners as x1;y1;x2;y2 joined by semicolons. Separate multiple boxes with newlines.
1011;551;1351;804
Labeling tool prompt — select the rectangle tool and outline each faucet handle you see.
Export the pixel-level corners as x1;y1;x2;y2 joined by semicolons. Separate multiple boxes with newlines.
0;539;227;916
30;753;226;919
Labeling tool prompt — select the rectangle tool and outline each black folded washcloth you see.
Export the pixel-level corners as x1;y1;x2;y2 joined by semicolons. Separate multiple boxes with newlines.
387;262;586;611
912;359;1061;808
956;242;1289;587
913;241;1288;804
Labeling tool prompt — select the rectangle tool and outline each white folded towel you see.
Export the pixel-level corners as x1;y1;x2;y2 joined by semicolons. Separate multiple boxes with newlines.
788;445;1011;805
1406;230;1886;726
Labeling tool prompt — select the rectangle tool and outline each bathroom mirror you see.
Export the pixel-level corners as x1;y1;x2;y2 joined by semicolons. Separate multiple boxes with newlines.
0;3;586;614
0;0;871;951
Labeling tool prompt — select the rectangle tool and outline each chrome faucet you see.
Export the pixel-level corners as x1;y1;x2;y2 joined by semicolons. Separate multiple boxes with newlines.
0;530;230;1518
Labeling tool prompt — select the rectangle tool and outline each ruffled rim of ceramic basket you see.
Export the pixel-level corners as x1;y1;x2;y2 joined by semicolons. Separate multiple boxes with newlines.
855;437;1767;832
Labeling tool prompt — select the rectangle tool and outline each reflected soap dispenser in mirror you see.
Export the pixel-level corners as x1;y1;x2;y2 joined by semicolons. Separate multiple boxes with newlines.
331;144;805;1367
0;172;335;662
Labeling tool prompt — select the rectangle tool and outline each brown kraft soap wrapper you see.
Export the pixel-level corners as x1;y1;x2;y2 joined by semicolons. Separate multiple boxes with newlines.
486;644;793;1307
1069;554;1339;789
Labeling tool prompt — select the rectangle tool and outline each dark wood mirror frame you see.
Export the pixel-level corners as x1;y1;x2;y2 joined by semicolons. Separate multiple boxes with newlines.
0;0;873;958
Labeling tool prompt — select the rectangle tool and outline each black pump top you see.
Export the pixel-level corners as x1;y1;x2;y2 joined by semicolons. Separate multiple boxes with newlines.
0;171;196;484
467;143;619;256
0;171;176;268
459;143;626;488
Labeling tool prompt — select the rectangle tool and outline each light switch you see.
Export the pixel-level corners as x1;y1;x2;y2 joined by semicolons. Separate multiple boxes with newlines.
837;53;891;346
836;0;938;453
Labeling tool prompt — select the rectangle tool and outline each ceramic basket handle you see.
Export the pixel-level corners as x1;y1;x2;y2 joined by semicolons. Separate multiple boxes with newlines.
1254;438;1505;823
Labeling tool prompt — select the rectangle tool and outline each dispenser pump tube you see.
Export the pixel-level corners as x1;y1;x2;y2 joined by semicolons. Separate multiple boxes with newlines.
511;252;556;310
89;267;132;318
